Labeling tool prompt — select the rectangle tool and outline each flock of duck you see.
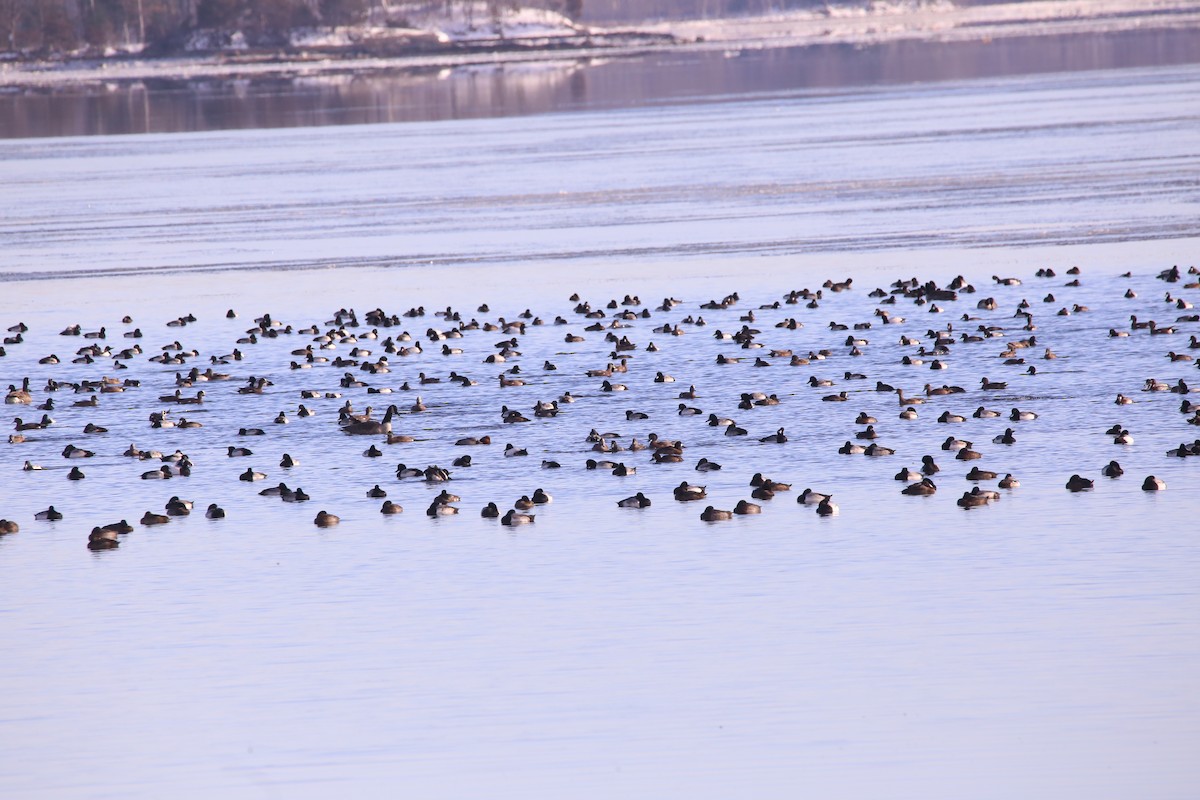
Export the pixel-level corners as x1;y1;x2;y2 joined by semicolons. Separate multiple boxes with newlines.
2;263;1197;549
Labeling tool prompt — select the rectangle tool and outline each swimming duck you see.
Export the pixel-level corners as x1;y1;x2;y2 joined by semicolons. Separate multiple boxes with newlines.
531;488;552;504
366;485;387;498
86;527;118;549
380;501;403;514
921;455;940;475
501;510;535;526
504;443;528;458
314;510;340;527
239;468;267;482
864;443;895;457
1065;475;1094;492
34;506;63;521
901;478;937;496
481;502;500;518
760;427;787;444
894;466;921;481
205;504;226;519
957;491;990;508
280;454;298;468
618;493;652;508
724;422;748;437
673;481;707;501
898;408;919;420
733;500;761;515
815;497;839;517
937;411;966;424
1142;476;1166;491
700;506;733;521
67;466;85;480
797;488;830;505
228;446;253;457
955;448;982;460
1010;408;1038;420
140;511;170;526
695;458;722;472
993;428;1017;444
965;467;998;481
998;473;1020;489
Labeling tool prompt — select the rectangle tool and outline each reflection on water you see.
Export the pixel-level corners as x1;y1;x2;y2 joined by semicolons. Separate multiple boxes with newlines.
1;27;1198;139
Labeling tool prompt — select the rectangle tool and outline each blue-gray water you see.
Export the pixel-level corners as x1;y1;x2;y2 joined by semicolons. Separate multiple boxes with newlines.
1;51;1199;798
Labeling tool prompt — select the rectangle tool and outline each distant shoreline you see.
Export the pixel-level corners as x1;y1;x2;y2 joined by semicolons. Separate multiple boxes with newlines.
2;0;1199;88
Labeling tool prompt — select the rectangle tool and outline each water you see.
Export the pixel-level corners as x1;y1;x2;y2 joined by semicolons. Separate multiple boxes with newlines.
1;45;1199;798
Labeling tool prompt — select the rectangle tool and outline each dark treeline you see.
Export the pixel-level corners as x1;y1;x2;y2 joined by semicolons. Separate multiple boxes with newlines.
0;0;1030;56
0;0;583;55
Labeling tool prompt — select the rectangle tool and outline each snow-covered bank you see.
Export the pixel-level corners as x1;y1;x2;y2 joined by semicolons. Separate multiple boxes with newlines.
1;0;1198;88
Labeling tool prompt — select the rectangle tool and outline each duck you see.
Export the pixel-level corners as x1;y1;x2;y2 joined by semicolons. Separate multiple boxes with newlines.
205;504;226;519
67;466;86;480
921;455;940;475
734;500;762;514
1065;474;1094;492
366;484;387;498
957;491;991;508
864;443;895;456
898;408;919;420
955;448;982;461
998;473;1020;489
501;510;535;526
894;466;921;481
1142;475;1166;491
980;377;1008;390
280;454;298;468
1010;408;1038;421
974;406;1001;418
815;497;839;517
673;481;707;501
839;441;865;455
141;465;173;480
1102;460;1124;478
993;428;1017;444
896;389;925;406
87;527;118;549
937;411;966;424
797;488;830;505
227;446;253;457
481;502;500;518
314;510;340;527
426;501;459;517
504;443;529;458
34;506;63;521
531;488;552;504
239;468;267;482
724;422;748;437
707;414;735;427
901;478;937;496
941;436;970;451
165;496;193;515
695;457;722;472
759;427;787;444
380;501;403;514
966;467;998;481
700;506;733;521
140;511;170;526
618;492;652;508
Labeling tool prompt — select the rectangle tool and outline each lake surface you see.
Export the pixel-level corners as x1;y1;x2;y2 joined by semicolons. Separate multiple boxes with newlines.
1;37;1199;799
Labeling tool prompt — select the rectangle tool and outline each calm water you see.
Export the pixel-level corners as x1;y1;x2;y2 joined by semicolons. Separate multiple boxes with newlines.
1;47;1199;798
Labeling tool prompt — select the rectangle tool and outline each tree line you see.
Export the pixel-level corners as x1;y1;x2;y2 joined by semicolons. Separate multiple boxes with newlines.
0;0;583;56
